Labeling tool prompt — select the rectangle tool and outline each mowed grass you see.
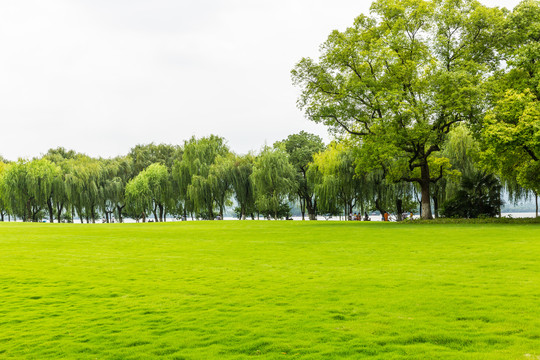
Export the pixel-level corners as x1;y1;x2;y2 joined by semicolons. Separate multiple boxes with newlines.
0;222;539;359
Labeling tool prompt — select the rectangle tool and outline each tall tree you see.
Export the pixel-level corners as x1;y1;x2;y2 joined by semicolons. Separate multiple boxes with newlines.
478;1;540;215
99;157;133;223
275;131;325;220
173;135;229;219
229;154;256;220
125;173;152;222
312;142;364;220
251;146;297;219
292;0;505;219
1;159;60;222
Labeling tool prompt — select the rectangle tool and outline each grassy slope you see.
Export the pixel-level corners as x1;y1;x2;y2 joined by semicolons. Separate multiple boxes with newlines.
0;221;538;359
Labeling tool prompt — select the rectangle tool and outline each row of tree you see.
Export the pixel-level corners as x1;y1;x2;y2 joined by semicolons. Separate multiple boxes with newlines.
0;125;536;222
0;134;321;223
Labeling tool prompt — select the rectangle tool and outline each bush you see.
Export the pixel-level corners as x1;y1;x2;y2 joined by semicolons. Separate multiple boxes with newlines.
441;172;502;219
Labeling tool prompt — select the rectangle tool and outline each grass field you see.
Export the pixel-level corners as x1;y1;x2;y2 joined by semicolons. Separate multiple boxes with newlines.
0;221;539;359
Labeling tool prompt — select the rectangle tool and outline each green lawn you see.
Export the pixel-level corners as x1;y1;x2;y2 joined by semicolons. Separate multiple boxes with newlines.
0;221;539;359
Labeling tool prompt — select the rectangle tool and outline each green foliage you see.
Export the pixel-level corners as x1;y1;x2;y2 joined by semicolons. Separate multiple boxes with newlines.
229;154;256;219
482;90;540;193
292;0;506;219
441;172;503;218
125;163;171;222
128;143;181;175
251;146;297;219
480;0;540;195
275;131;325;219
0;159;61;222
312;142;364;217
173;135;229;219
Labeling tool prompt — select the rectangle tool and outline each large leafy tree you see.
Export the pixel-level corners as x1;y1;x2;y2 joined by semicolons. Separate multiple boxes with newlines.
125;172;152;222
125;163;171;222
229;154;256;220
64;156;103;223
44;148;79;222
275;131;325;220
173;135;229;219
1;159;60;222
251;146;297;219
311;142;364;219
99;157;133;223
481;0;540;197
292;0;504;219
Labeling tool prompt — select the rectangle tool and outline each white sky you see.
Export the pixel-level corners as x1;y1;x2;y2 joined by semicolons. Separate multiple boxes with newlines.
0;0;522;160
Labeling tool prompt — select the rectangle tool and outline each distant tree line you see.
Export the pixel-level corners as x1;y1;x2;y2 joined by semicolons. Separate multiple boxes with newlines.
0;126;536;222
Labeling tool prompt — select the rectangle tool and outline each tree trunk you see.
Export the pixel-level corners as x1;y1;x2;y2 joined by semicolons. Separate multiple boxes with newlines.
432;194;439;219
374;198;385;218
47;198;54;223
56;202;63;223
26;198;32;222
32;206;39;222
117;205;124;223
159;204;164;222
306;197;316;221
420;164;433;220
307;198;317;220
534;193;538;217
396;198;403;221
153;203;158;222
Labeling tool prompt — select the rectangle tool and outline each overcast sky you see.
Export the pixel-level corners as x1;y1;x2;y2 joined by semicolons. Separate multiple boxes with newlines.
0;0;522;160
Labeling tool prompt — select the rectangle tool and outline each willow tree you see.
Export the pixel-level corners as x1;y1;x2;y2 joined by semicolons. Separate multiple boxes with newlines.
125;172;152;222
65;156;103;223
251;146;297;220
229;154;256;220
292;0;505;219
275;131;325;220
44;148;76;222
0;159;60;222
173;135;229;219
27;159;62;223
209;154;235;219
0;161;9;221
312;142;364;219
97;156;134;223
